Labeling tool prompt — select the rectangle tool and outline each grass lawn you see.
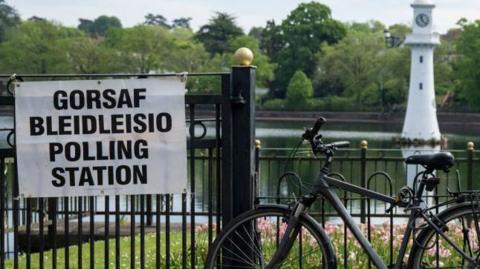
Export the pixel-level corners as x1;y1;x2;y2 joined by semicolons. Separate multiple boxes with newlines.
5;232;209;269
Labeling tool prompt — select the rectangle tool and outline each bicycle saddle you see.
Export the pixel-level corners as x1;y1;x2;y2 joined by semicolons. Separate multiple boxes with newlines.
405;152;454;171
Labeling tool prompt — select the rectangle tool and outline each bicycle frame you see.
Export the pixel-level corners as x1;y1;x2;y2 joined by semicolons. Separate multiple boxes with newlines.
318;174;397;269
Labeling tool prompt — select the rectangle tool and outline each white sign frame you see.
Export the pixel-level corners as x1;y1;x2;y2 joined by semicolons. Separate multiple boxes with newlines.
14;78;187;197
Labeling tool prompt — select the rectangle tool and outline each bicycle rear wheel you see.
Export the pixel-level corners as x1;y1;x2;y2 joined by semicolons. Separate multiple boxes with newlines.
205;205;336;269
408;203;480;268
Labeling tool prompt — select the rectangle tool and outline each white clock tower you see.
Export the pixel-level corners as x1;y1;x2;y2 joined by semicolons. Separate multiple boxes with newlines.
401;0;441;143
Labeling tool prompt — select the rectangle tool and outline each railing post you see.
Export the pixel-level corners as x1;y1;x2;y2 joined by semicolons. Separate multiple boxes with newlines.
467;142;474;190
229;48;256;220
146;195;152;226
47;197;56;250
360;140;368;224
219;48;256;269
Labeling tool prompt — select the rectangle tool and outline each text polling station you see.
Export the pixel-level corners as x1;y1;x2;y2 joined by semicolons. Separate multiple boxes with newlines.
14;78;187;197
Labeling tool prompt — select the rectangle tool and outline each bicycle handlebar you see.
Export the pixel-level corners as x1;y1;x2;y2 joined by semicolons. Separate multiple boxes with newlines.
302;118;350;161
326;141;350;149
302;117;326;141
311;117;326;136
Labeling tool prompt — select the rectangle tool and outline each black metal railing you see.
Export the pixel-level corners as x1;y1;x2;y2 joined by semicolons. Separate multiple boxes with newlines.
255;141;479;268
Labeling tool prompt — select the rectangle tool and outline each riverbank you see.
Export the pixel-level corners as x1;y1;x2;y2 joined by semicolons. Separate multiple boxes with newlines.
2;107;480;131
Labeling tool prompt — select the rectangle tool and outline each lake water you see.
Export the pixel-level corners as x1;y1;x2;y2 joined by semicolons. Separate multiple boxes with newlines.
256;120;478;150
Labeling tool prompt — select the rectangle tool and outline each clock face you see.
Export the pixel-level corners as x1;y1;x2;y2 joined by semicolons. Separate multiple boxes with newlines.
415;13;430;27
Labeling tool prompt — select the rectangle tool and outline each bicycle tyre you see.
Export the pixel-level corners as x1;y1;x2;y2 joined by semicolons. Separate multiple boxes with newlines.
205;205;337;269
408;203;480;268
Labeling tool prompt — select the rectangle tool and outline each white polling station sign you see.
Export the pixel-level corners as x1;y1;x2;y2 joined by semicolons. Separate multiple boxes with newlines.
14;78;187;197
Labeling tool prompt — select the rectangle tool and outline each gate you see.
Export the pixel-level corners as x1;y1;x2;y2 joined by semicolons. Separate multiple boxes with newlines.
0;61;256;268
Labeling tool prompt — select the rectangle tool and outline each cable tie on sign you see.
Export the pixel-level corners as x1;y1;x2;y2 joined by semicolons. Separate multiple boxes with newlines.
6;73;24;96
177;72;188;83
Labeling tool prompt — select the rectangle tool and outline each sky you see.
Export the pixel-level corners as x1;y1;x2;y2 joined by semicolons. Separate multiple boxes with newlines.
8;0;480;34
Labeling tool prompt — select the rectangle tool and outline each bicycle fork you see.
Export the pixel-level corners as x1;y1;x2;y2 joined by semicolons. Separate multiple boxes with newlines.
265;200;310;269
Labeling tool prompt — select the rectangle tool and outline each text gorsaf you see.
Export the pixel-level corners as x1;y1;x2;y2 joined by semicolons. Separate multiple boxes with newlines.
29;88;172;188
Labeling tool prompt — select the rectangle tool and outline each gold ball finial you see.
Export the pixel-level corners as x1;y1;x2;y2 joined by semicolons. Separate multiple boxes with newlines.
467;141;474;151
255;139;261;149
234;47;254;66
360;140;368;149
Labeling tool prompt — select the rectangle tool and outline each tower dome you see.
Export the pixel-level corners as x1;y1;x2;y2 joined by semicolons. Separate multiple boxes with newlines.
413;0;432;4
412;0;435;7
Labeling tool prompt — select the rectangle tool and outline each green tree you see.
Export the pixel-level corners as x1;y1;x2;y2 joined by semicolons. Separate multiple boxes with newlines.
248;26;263;42
167;27;210;72
348;20;385;34
273;2;346;96
106;25;174;73
144;13;170;28
434;39;455;99
315;30;409;111
388;24;411;39
260;20;284;60
434;28;461;110
66;35;121;73
78;18;94;33
455;19;480;110
0;20;81;73
0;0;20;42
172;17;191;29
286;70;313;109
195;12;244;55
78;15;122;36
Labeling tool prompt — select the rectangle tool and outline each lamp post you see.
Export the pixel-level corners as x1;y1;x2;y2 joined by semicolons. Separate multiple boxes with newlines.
379;29;404;114
383;29;403;48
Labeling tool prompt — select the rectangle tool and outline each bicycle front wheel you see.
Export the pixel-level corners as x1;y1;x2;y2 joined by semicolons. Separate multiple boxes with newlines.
408;203;480;268
205;205;336;269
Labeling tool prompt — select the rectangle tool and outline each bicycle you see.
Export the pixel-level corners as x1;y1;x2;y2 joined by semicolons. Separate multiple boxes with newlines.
205;117;480;269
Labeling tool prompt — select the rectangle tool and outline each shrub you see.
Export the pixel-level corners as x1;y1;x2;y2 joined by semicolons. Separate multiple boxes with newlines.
261;98;286;110
286;71;313;110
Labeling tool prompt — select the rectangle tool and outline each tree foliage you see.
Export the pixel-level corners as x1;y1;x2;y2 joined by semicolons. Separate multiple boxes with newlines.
144;13;170;28
315;30;409;111
268;2;346;96
78;15;122;36
167;28;210;72
455;19;480;110
286;70;313;109
195;12;244;55
0;20;81;73
0;3;473;112
260;20;284;61
347;20;385;34
172;17;192;29
0;0;20;42
106;25;174;73
66;35;121;74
